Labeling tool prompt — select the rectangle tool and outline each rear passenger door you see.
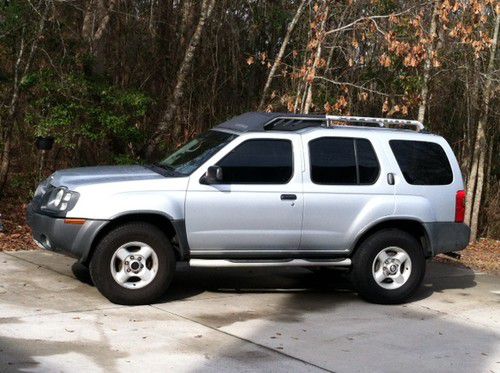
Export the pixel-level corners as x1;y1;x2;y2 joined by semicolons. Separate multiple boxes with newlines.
300;134;395;254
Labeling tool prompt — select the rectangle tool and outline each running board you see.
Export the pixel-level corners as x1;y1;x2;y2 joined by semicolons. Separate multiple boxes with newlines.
189;258;351;268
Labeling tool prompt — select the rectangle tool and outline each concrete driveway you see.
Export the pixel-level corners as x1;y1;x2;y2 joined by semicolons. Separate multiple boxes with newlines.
0;250;499;373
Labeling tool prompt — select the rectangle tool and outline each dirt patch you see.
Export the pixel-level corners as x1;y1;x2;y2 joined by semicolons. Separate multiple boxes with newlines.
435;238;500;275
0;200;37;252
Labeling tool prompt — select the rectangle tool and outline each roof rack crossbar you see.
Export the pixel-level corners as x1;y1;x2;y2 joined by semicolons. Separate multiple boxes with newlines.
325;115;424;131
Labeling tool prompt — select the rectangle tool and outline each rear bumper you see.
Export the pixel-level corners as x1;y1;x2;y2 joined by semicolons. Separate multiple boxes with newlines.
423;222;471;256
27;203;107;261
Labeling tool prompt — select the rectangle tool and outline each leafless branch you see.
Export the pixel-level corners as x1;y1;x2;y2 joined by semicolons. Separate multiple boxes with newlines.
325;5;423;36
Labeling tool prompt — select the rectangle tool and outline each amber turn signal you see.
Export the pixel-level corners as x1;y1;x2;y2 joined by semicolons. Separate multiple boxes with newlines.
63;218;86;225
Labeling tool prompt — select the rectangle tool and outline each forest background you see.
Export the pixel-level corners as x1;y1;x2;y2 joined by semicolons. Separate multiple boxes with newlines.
0;0;498;265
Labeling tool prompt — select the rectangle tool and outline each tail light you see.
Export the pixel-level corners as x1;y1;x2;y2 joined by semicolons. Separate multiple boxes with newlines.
455;190;466;223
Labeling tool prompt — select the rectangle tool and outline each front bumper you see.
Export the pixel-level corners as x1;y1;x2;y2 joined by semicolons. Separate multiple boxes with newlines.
27;203;107;261
423;222;471;256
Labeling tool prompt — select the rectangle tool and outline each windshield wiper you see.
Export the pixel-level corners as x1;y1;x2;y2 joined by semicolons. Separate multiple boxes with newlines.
148;163;181;177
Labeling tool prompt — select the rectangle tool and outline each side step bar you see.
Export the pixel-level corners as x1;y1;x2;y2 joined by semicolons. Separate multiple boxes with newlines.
189;258;352;268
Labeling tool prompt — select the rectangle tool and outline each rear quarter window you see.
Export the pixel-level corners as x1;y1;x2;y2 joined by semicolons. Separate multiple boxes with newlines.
389;140;453;185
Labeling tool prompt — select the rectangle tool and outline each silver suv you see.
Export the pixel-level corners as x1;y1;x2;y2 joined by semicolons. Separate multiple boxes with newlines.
28;112;470;305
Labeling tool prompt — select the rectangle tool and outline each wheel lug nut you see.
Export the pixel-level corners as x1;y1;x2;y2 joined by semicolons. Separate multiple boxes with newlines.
138;257;142;261
130;255;134;260
126;269;131;272
124;261;129;265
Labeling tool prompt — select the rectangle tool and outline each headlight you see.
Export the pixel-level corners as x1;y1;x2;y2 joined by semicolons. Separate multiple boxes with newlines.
34;179;49;197
52;189;64;207
42;187;79;214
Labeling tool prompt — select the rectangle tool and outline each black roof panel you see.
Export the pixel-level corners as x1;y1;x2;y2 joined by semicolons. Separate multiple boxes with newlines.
215;112;326;132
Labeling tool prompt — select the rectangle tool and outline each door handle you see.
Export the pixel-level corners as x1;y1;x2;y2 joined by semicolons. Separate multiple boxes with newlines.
387;173;395;185
281;194;297;200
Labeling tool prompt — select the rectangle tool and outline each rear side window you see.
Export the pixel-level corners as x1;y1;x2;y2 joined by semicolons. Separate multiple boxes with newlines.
309;137;379;185
217;139;293;184
357;139;380;184
389;140;452;185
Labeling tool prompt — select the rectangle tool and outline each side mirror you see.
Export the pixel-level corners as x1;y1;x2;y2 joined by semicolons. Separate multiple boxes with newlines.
201;165;223;184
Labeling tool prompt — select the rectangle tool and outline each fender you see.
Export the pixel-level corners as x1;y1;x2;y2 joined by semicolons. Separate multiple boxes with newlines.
349;216;431;257
82;210;190;265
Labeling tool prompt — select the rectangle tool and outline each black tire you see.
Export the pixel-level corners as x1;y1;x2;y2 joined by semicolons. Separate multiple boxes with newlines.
90;222;175;305
71;262;93;286
351;229;425;304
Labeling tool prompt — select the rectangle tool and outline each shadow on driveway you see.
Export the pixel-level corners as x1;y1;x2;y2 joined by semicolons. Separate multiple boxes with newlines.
3;254;495;372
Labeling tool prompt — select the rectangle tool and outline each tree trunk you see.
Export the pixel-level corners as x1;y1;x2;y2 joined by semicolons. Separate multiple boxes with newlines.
417;0;440;124
258;0;307;111
465;152;479;226
470;146;486;242
484;140;494;202
464;57;482;225
179;0;194;48
303;5;329;114
0;3;48;193
149;0;156;37
468;10;499;242
145;0;216;159
82;0;119;75
0;130;12;194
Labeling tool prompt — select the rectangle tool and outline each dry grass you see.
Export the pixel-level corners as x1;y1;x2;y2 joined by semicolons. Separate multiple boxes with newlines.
0;202;38;252
436;238;500;275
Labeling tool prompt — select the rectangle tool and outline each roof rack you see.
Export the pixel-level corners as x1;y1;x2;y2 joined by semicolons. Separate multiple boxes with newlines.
263;115;424;132
325;115;424;131
263;117;325;131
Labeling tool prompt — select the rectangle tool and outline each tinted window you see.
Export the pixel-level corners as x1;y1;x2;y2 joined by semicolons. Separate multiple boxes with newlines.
217;139;293;184
309;137;379;185
390;140;452;185
357;139;379;184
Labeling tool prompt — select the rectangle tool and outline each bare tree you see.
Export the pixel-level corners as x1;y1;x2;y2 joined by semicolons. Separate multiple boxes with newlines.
0;2;49;192
145;0;216;158
469;9;499;242
258;0;308;111
303;3;329;114
417;0;440;123
82;0;119;75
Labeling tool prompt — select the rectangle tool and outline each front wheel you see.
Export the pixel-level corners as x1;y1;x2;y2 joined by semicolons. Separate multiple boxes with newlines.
90;222;175;305
351;229;425;304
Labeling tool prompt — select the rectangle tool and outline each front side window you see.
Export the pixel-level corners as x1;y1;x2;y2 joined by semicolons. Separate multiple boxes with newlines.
158;130;236;175
309;137;380;185
217;139;293;184
390;140;453;185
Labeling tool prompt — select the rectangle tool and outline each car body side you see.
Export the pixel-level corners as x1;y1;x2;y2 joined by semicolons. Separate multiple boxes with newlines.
27;127;470;265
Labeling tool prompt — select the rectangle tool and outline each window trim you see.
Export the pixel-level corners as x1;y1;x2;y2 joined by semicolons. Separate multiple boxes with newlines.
215;138;295;185
389;139;453;186
308;137;380;186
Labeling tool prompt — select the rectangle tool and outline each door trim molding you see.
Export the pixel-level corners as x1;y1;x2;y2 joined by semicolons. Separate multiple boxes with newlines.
190;249;350;260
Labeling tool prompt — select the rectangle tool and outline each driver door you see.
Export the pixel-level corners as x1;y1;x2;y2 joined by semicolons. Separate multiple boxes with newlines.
185;134;303;256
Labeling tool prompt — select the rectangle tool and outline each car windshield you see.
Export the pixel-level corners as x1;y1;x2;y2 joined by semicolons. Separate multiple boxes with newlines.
157;130;237;175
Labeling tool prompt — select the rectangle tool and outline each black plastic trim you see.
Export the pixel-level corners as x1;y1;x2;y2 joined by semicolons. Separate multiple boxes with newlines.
423;222;470;255
172;219;190;260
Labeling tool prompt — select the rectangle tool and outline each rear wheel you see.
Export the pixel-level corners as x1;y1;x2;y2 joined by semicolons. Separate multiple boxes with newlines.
351;229;425;304
90;222;175;305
